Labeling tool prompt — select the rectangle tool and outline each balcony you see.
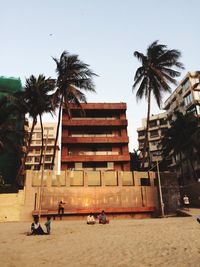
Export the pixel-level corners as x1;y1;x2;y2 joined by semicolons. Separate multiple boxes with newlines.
62;136;129;144
61;154;130;162
62;118;128;127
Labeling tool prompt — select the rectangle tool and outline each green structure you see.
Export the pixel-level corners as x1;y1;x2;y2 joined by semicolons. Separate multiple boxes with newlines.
0;76;24;187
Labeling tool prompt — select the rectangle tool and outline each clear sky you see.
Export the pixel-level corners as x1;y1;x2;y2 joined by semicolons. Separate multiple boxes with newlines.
1;0;200;150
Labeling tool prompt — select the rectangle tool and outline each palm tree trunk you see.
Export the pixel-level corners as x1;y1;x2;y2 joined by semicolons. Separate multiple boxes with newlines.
179;152;184;185
141;85;151;170
38;114;44;170
51;96;63;170
16;117;37;185
188;156;197;181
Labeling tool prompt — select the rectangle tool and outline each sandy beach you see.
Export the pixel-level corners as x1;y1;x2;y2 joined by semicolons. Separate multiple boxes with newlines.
0;209;200;267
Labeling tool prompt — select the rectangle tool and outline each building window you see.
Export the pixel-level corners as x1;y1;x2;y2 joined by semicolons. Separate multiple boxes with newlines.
184;93;193;106
44;164;51;170
44;127;54;130
159;119;166;125
150;130;159;137
25;165;32;170
36;133;42;138
35;149;40;154
182;79;190;91
34;156;40;162
196;105;200;115
26;157;32;162
149;120;157;128
45;156;51;162
138;131;145;137
187;106;197;115
152;150;162;156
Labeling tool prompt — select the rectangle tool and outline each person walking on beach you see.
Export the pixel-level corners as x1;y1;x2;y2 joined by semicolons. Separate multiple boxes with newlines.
183;195;190;211
197;214;200;224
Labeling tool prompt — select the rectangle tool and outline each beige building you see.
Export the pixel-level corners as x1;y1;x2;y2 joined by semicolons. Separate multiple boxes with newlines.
163;71;200;183
25;122;59;171
137;112;169;170
137;72;200;181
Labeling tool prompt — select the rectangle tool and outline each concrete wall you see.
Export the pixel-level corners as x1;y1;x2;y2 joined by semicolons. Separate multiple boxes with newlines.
0;170;161;222
0;190;24;222
160;172;180;214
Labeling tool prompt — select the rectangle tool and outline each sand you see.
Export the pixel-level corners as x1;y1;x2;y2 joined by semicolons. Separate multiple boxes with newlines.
0;209;200;267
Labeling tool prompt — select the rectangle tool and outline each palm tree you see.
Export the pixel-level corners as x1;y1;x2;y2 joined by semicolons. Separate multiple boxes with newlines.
133;40;184;170
16;75;55;183
51;51;97;169
162;112;198;184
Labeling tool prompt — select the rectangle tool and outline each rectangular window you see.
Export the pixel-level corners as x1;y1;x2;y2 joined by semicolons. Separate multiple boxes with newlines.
149;120;157;128
35;149;40;154
26;157;32;162
45;156;51;161
187;106;197;115
138;131;145;137
150;130;159;137
159;119;166;125
184;93;193;106
34;156;40;162
182;79;190;91
140;178;151;186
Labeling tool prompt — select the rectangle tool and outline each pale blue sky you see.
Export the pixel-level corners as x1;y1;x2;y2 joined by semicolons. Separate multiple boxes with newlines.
1;0;200;150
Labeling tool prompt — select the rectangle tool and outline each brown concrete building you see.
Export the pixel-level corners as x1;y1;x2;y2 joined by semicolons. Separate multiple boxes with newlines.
61;103;130;171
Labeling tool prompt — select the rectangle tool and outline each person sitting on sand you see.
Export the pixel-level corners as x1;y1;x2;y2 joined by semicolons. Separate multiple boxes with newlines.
30;215;45;235
98;210;109;224
87;213;96;225
45;216;51;234
197;214;200;224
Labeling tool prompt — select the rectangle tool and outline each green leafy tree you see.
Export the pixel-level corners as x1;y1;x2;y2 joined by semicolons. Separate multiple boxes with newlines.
162;112;198;184
51;51;97;169
133;41;184;169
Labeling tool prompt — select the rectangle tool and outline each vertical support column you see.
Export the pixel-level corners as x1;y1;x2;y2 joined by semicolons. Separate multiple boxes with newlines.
118;171;123;186
101;171;105;187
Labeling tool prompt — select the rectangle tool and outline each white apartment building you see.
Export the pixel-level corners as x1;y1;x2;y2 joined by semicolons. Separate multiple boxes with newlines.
25;122;59;171
163;71;200;183
137;112;169;170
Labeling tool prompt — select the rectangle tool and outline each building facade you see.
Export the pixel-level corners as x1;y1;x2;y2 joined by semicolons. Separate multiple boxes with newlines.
163;71;200;183
61;103;130;171
25;123;59;171
137;112;169;170
137;71;200;182
0;77;24;186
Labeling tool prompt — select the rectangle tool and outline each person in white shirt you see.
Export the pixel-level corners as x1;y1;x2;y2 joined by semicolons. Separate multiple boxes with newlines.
183;195;190;211
87;213;96;225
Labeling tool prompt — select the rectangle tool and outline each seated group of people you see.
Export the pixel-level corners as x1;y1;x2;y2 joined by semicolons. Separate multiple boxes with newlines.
28;215;51;235
87;210;109;225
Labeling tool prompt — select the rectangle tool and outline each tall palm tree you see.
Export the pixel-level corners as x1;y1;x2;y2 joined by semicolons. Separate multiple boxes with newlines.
133;40;184;169
162;112;198;184
16;75;55;183
51;51;97;169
